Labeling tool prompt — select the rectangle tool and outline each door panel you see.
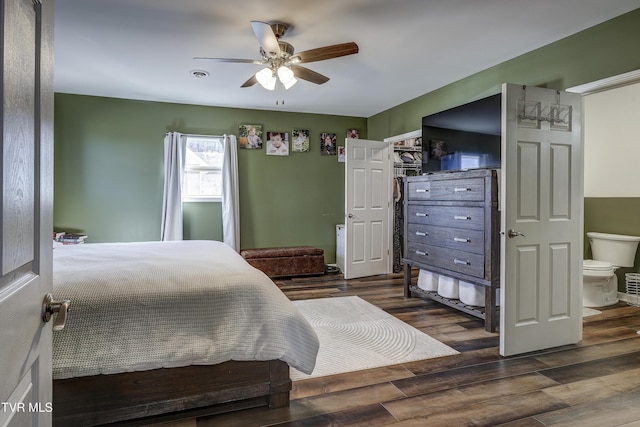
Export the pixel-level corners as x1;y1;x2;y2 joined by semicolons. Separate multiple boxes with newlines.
351;221;365;263
370;220;384;261
0;0;55;425
344;138;391;279
515;245;539;323
501;83;583;356
517;141;540;219
550;243;571;318
550;144;571;218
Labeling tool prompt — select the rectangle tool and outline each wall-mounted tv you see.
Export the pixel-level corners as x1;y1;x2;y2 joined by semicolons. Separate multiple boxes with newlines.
422;93;502;173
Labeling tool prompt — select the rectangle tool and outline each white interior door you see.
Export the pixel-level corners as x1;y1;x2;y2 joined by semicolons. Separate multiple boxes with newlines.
0;0;55;425
500;83;583;356
344;138;392;279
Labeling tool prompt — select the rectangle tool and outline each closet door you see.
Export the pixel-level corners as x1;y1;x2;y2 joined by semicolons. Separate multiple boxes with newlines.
344;138;392;279
500;83;583;356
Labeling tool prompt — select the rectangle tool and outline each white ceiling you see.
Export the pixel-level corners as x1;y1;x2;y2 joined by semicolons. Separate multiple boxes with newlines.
54;0;640;117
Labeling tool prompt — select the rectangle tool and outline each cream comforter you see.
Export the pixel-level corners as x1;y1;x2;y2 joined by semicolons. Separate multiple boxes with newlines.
52;240;319;379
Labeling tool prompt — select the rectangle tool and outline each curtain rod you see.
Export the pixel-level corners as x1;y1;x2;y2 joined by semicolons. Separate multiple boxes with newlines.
166;131;225;139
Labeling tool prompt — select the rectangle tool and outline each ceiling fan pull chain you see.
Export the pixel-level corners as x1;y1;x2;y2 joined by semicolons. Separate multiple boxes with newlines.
274;79;285;106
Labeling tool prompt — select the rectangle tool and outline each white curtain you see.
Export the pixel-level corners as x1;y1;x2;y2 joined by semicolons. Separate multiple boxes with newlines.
222;134;240;251
160;132;186;241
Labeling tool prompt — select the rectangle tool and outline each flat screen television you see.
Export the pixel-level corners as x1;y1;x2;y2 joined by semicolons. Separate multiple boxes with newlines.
422;93;501;173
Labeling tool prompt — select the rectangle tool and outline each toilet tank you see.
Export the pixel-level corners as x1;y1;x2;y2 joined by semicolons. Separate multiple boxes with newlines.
587;232;640;267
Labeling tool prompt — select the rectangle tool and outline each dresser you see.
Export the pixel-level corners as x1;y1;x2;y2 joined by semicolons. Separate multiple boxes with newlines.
403;169;500;332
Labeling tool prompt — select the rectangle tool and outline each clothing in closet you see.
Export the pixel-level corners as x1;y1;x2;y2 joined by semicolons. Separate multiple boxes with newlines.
392;176;404;273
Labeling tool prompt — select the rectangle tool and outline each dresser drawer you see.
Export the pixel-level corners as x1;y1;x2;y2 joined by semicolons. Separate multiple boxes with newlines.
407;223;485;254
407;205;485;230
407;242;485;278
407;178;485;202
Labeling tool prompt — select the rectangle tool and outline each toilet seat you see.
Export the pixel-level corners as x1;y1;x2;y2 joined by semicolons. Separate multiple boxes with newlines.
583;259;614;277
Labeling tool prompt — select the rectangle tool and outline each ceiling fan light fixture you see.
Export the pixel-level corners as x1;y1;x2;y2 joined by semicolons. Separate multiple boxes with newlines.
277;65;294;82
277;66;297;89
256;67;276;90
282;76;297;90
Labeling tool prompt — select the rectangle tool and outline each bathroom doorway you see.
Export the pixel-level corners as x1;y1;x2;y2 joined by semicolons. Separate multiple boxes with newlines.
569;69;640;300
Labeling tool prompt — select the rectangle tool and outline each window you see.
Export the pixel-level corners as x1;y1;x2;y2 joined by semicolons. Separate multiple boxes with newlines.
183;136;224;202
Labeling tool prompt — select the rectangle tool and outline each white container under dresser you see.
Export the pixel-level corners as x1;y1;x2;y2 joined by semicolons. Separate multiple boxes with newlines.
403;169;500;332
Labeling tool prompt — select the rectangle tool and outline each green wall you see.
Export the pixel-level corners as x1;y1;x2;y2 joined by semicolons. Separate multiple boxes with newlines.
367;8;640;139
54;94;366;261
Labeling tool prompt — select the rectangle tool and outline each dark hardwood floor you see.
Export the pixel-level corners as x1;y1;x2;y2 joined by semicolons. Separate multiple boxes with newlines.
150;271;640;427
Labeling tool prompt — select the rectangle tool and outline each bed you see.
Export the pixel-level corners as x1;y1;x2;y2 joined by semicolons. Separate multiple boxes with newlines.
51;240;319;426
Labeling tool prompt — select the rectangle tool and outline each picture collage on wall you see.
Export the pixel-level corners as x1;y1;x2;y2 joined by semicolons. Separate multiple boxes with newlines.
238;124;359;162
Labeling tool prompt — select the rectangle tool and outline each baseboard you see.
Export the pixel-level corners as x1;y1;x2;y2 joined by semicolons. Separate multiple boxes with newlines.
617;292;640;306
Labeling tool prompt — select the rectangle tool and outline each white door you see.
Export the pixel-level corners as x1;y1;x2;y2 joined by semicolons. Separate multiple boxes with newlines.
0;0;56;425
500;83;583;356
344;138;392;279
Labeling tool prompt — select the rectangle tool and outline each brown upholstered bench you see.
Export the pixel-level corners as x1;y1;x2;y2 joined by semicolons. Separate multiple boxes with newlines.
240;246;325;278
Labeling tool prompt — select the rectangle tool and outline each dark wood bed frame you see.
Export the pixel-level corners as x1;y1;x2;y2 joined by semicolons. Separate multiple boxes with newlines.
52;360;291;426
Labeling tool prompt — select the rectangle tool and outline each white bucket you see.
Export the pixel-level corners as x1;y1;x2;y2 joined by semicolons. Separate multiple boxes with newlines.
459;281;484;306
417;270;439;291
437;275;459;299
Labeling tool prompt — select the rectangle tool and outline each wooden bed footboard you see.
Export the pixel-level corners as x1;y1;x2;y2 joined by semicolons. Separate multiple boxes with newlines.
52;360;291;426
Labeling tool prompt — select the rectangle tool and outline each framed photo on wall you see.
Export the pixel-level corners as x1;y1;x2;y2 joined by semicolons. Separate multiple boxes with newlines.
292;128;310;152
346;129;359;139
266;131;289;156
238;124;263;149
320;132;336;155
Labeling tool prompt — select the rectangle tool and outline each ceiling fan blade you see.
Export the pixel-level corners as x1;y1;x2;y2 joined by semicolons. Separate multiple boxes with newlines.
193;57;263;64
290;65;330;85
290;42;358;64
240;74;258;88
250;21;281;57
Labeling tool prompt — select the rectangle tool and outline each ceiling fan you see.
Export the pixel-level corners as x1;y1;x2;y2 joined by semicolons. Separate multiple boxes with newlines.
194;21;359;90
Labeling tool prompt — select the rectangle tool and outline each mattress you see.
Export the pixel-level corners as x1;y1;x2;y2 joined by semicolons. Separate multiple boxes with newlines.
52;240;319;379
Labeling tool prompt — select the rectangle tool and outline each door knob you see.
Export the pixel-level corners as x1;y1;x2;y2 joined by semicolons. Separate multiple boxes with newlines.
507;229;526;238
42;293;71;331
348;213;354;218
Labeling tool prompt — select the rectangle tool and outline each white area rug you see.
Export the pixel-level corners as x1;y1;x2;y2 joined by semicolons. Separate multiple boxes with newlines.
290;296;459;380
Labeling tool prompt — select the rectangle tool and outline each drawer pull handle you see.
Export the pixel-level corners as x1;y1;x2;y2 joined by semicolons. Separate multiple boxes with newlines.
454;237;470;243
454;215;471;220
416;250;429;257
454;187;471;192
416;212;429;217
416;231;429;237
416;188;429;193
454;258;470;266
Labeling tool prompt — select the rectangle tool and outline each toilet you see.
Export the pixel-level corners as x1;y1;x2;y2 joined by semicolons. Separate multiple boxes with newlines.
583;232;640;307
